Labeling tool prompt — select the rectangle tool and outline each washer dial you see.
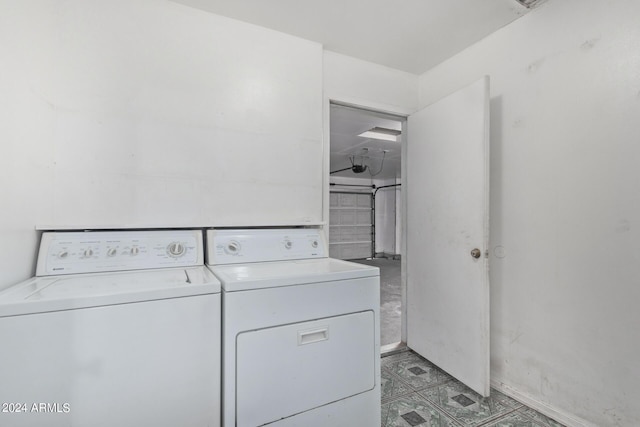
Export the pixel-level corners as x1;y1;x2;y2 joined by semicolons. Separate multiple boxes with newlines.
167;242;185;257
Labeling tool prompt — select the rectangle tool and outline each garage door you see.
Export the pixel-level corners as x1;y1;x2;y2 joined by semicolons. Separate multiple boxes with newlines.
329;192;372;260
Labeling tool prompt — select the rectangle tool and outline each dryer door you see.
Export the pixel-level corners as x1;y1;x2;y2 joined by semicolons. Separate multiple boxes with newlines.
236;311;375;427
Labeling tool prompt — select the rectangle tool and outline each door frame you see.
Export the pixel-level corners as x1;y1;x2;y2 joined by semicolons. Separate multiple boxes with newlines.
323;96;412;346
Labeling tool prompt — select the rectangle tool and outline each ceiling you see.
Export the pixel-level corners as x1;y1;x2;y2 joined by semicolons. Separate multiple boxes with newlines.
330;105;403;181
171;0;542;181
171;0;533;74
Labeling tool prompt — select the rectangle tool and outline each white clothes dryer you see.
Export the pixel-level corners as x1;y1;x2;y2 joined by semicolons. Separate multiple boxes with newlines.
0;230;221;427
206;228;380;427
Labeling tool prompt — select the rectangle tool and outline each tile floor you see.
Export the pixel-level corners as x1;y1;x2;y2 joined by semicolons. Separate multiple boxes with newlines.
381;350;566;427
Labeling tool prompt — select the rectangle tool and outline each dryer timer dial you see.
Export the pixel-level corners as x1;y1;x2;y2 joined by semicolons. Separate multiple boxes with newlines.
224;241;241;255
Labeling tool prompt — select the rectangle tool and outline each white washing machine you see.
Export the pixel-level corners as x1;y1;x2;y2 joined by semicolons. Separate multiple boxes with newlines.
206;228;380;427
0;230;221;427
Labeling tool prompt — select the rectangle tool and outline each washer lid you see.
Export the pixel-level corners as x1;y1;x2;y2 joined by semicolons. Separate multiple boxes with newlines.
0;266;220;317
209;258;379;292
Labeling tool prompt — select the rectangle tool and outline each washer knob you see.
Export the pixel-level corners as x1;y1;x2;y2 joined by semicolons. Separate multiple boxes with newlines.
130;246;140;256
57;250;69;259
284;240;293;250
107;248;117;257
83;249;94;258
167;242;185;257
311;240;318;248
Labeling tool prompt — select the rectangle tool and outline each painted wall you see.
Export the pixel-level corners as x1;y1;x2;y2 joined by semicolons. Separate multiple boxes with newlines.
0;0;322;289
323;51;419;115
418;0;640;425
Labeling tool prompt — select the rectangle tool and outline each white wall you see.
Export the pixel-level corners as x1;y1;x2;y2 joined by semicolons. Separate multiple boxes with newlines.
323;51;419;115
419;1;640;425
0;0;323;289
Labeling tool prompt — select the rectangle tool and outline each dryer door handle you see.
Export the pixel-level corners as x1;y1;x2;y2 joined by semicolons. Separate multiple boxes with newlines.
298;327;329;345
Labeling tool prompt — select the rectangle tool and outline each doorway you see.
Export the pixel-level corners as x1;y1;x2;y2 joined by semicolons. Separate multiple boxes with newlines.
328;103;405;347
328;77;490;396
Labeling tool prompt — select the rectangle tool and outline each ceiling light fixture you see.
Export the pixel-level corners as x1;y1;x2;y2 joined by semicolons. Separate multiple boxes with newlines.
358;127;401;142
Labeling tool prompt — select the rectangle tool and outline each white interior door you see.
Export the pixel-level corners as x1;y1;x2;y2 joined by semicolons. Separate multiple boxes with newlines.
406;76;490;396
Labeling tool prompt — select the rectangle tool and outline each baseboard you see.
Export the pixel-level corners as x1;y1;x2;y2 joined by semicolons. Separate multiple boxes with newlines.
381;341;408;356
490;378;596;427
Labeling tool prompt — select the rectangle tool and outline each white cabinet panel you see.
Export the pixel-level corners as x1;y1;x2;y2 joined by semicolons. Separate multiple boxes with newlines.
13;1;323;229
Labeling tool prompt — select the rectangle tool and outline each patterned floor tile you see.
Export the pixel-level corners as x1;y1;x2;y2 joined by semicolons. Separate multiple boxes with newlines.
381;349;415;367
477;411;540;427
516;407;566;427
420;381;521;426
380;351;566;427
382;393;462;427
384;353;453;390
382;368;413;402
382;399;392;426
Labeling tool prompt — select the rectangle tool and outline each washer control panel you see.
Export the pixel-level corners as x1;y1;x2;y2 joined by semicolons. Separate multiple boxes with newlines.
36;230;203;276
206;228;326;265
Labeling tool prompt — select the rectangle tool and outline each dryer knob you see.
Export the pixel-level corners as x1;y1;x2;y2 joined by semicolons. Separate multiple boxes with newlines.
284;240;293;250
225;241;241;255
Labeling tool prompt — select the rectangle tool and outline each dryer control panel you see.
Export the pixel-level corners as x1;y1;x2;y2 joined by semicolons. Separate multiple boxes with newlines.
36;230;203;276
206;228;326;265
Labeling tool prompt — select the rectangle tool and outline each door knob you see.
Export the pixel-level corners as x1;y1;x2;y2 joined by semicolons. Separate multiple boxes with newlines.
470;248;481;259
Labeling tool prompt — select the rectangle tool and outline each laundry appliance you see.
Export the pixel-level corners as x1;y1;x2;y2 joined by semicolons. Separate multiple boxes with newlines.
206;228;380;427
0;229;221;427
